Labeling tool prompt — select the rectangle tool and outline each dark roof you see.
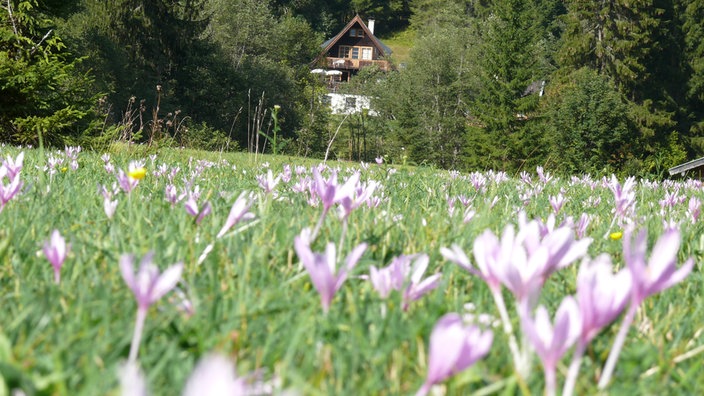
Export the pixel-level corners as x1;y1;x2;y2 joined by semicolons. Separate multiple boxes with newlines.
316;15;392;61
669;157;704;176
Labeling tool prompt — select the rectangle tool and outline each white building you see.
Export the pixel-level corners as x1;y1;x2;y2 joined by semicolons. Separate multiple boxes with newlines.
322;93;377;116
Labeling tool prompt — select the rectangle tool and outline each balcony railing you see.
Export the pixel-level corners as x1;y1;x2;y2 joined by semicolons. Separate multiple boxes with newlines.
326;57;392;72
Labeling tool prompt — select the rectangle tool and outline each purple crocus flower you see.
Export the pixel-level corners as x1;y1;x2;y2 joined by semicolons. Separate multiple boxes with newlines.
120;252;183;312
441;238;502;293
402;254;442;311
598;229;694;389
536;165;553;184
104;197;118;219
117;169;138;194
522;297;581;396
563;255;631;396
43;229;69;284
3;151;24;180
312;167;360;212
368;254;441;310
607;175;637;225
338;180;378;221
0;166;23;209
216;192;255;239
256;169;281;194
309;167;360;239
575;213;591;239
369;258;407;299
184;196;211;225
164;184;185;206
688;197;701;224
624;229;694;306
459;223;589;309
549;193;566;214
120;252;183;362
293;230;367;314
576;255;631;345
416;313;493;396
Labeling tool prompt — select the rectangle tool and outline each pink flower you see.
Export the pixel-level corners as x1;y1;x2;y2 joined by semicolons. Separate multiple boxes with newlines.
217;192;255;239
312;167;359;213
0;164;23;208
689;197;701;224
576;255;631;345
598;229;694;389
522;297;581;395
624;229;694;306
450;222;590;308
549;193;567;214
117;169;138;193
184;196;211;225
607;175;637;224
402;254;442;311
43;230;69;284
256;169;281;194
120;252;183;362
3;151;23;180
416;313;493;396
120;252;183;312
368;254;441;310
293;230;367;313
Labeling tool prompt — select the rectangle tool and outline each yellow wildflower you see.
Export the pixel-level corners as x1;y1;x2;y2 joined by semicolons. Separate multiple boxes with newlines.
609;231;623;240
128;167;146;180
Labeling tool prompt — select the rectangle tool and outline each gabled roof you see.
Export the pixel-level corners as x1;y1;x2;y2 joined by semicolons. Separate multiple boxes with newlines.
316;15;392;61
669;156;704;176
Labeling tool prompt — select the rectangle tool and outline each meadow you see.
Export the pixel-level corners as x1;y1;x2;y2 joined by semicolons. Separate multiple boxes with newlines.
0;145;703;395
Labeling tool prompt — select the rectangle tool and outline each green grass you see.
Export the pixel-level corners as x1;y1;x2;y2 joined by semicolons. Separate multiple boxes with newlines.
380;28;416;66
0;147;703;395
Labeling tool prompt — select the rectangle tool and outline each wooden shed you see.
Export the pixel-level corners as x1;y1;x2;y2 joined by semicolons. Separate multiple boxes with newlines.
668;157;704;178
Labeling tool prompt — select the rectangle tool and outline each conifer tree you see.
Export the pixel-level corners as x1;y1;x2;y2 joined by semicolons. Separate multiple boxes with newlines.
558;0;686;172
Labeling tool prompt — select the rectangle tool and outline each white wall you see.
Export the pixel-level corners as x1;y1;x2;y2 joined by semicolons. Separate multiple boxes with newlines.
324;93;378;116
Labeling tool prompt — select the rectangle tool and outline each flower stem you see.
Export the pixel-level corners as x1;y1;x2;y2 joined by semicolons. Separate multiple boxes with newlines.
311;207;328;241
598;303;637;389
128;308;147;363
491;289;525;377
415;382;431;396
337;218;348;255
545;365;556;396
563;341;586;396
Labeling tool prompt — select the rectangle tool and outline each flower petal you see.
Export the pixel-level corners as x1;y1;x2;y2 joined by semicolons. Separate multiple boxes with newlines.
150;262;184;304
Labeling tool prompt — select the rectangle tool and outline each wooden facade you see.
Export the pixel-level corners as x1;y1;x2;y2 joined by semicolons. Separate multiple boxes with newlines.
313;15;393;86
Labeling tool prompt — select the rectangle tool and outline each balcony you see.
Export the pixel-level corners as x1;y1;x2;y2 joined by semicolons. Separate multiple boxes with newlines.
326;57;393;72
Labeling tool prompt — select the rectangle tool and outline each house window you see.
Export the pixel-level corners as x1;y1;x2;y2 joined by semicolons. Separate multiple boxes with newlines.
345;97;357;109
351;47;359;59
349;28;357;37
362;47;372;60
338;46;350;58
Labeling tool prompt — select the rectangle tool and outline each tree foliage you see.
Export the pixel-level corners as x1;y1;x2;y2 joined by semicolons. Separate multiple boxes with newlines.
0;0;96;146
3;0;704;176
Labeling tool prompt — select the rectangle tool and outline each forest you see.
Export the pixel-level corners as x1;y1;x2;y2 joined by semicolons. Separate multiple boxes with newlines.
2;0;704;176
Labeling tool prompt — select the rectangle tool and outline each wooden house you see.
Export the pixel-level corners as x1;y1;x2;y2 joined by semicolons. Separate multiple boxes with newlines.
312;15;393;86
